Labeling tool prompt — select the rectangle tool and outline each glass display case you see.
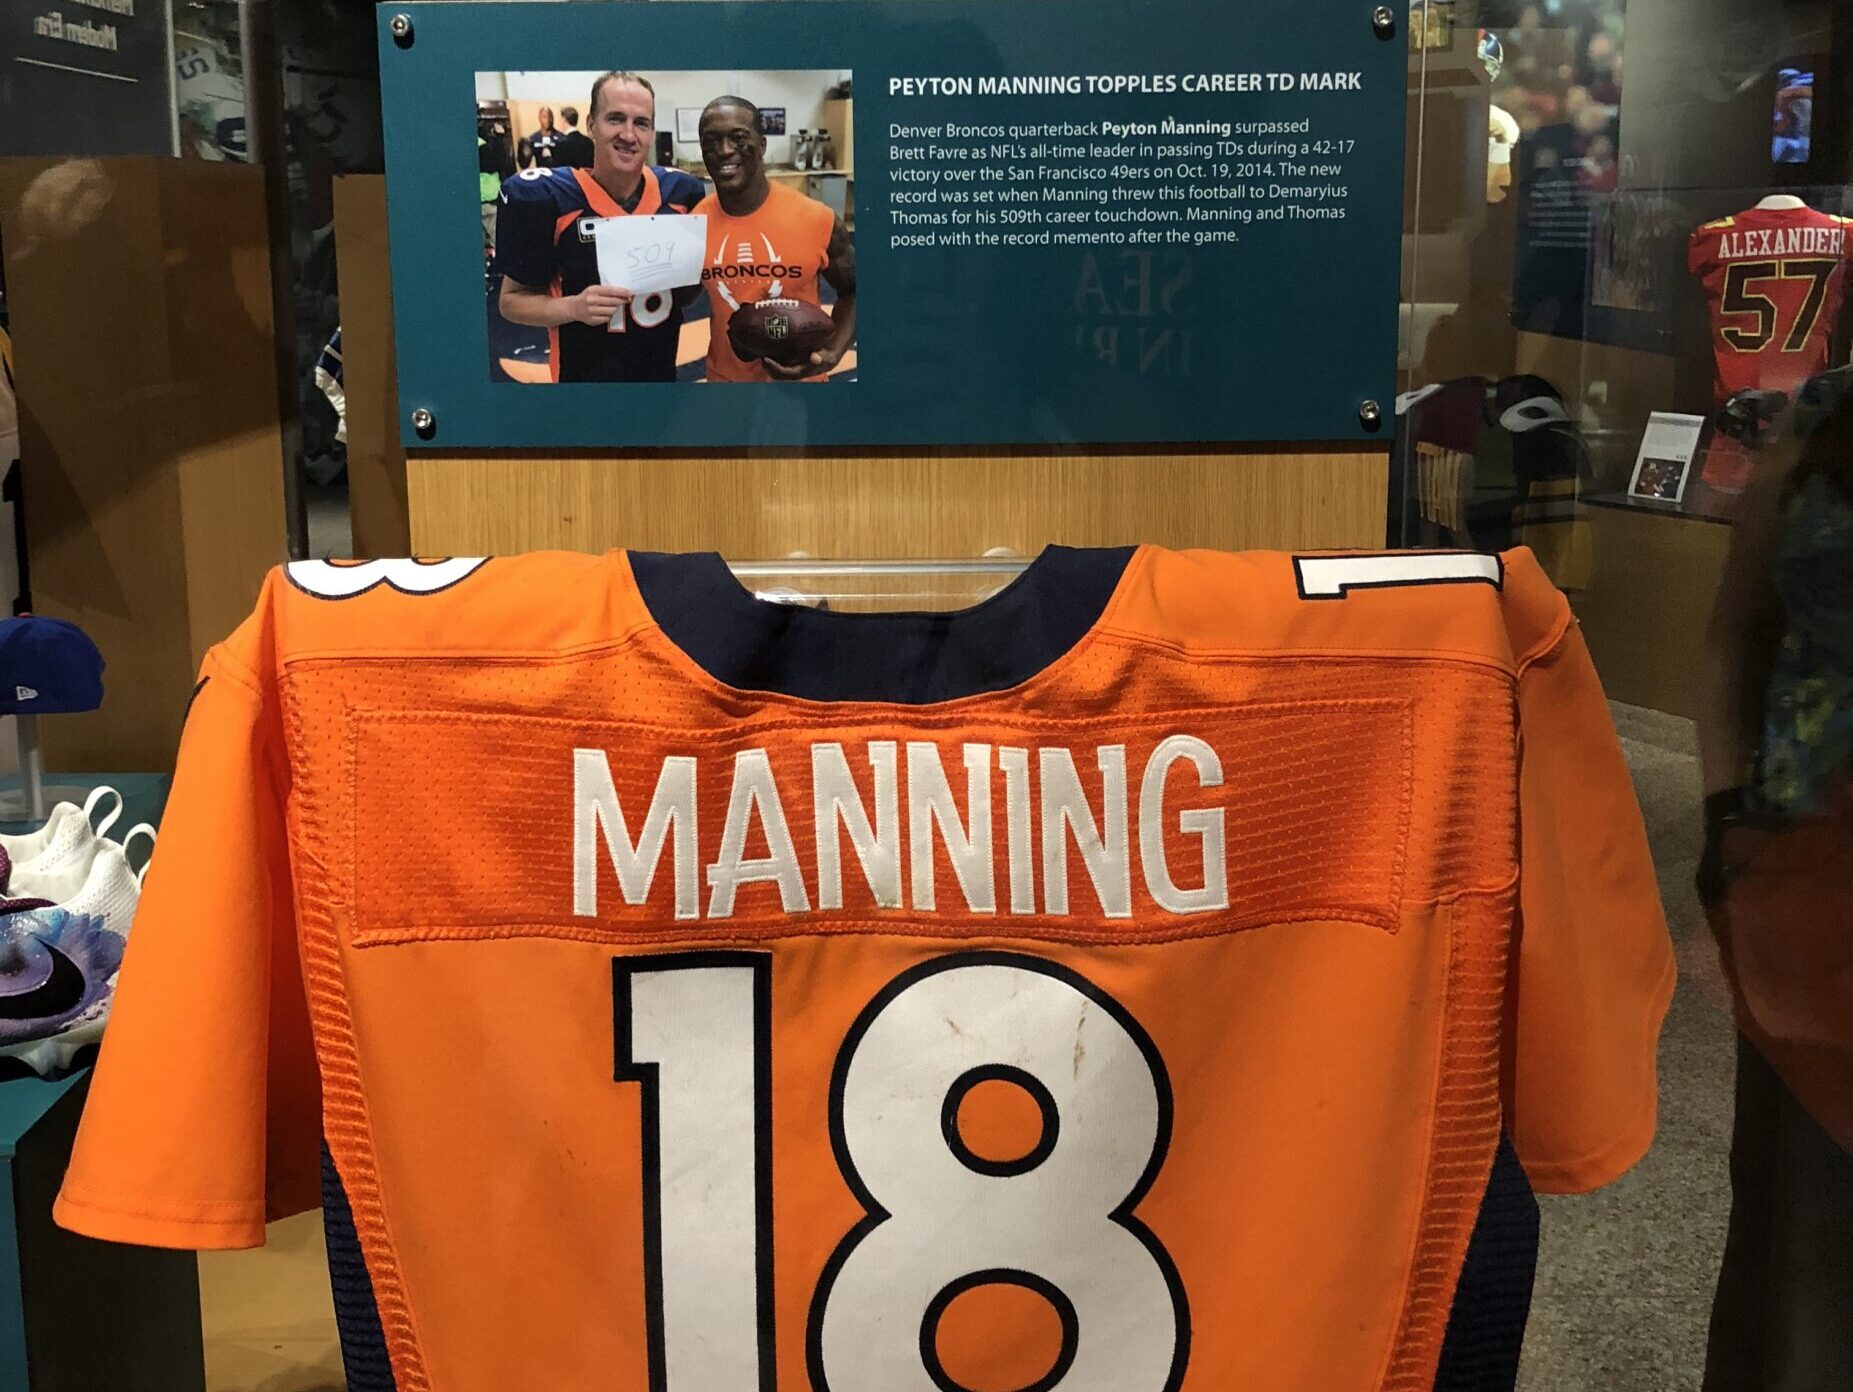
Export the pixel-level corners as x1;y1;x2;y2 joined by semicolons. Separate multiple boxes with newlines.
0;3;1847;1389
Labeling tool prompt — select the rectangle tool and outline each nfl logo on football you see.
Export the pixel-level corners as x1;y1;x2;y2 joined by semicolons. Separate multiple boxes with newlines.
767;315;789;341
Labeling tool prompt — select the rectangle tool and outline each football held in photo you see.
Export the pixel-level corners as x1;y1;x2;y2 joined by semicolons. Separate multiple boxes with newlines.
479;68;856;384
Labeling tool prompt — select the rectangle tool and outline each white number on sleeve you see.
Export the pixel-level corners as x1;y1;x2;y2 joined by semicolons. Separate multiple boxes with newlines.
1293;552;1503;600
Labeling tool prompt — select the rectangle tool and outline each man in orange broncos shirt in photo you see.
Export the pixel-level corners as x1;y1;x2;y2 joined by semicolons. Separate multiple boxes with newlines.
695;95;857;381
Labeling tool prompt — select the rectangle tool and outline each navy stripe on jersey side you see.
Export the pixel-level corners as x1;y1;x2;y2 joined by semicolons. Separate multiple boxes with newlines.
1434;1132;1540;1391
322;1142;398;1391
629;547;1135;704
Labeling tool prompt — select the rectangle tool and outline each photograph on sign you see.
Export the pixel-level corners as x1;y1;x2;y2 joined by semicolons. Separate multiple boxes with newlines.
481;68;856;385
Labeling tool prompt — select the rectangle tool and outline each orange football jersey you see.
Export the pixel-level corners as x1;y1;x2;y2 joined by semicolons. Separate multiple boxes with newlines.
56;546;1673;1392
697;182;836;382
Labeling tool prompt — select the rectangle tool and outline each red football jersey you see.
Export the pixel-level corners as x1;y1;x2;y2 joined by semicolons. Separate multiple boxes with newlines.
1688;204;1853;406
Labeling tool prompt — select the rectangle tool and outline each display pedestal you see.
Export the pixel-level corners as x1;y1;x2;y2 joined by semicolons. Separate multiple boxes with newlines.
0;1071;204;1392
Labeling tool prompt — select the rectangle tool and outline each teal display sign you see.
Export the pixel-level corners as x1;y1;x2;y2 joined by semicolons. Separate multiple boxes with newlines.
380;0;1408;448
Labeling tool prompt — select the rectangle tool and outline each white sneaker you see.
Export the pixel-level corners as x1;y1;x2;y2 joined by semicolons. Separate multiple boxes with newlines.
0;822;153;1075
0;786;124;900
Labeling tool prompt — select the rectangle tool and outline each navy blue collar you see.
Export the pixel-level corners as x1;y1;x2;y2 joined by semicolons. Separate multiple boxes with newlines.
629;547;1136;704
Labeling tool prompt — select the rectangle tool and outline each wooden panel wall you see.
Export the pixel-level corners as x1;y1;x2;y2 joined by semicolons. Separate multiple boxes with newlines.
408;448;1389;561
333;176;410;558
1575;505;1731;719
0;158;287;771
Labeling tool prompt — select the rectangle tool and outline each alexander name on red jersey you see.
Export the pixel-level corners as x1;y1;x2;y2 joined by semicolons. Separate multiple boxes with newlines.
1688;204;1853;410
1710;222;1847;260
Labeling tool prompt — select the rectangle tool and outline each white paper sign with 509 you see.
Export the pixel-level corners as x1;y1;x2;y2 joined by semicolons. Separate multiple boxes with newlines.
592;214;708;317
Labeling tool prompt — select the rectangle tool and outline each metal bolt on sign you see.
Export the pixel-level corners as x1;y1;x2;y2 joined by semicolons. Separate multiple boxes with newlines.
390;13;415;47
411;408;436;439
1359;400;1384;431
1372;5;1397;38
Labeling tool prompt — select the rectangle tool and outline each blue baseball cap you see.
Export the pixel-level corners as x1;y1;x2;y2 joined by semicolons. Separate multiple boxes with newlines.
0;616;104;716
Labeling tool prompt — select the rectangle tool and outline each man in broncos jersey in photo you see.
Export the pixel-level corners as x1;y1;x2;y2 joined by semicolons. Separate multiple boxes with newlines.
696;95;858;382
494;72;705;383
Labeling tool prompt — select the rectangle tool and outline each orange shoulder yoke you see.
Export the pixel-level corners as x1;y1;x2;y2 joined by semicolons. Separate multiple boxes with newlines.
1106;547;1570;675
229;553;653;672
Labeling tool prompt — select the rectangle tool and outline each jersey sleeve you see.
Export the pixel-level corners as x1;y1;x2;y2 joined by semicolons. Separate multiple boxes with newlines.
657;168;706;214
54;601;321;1250
493;172;565;290
1687;223;1720;281
1504;618;1677;1194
